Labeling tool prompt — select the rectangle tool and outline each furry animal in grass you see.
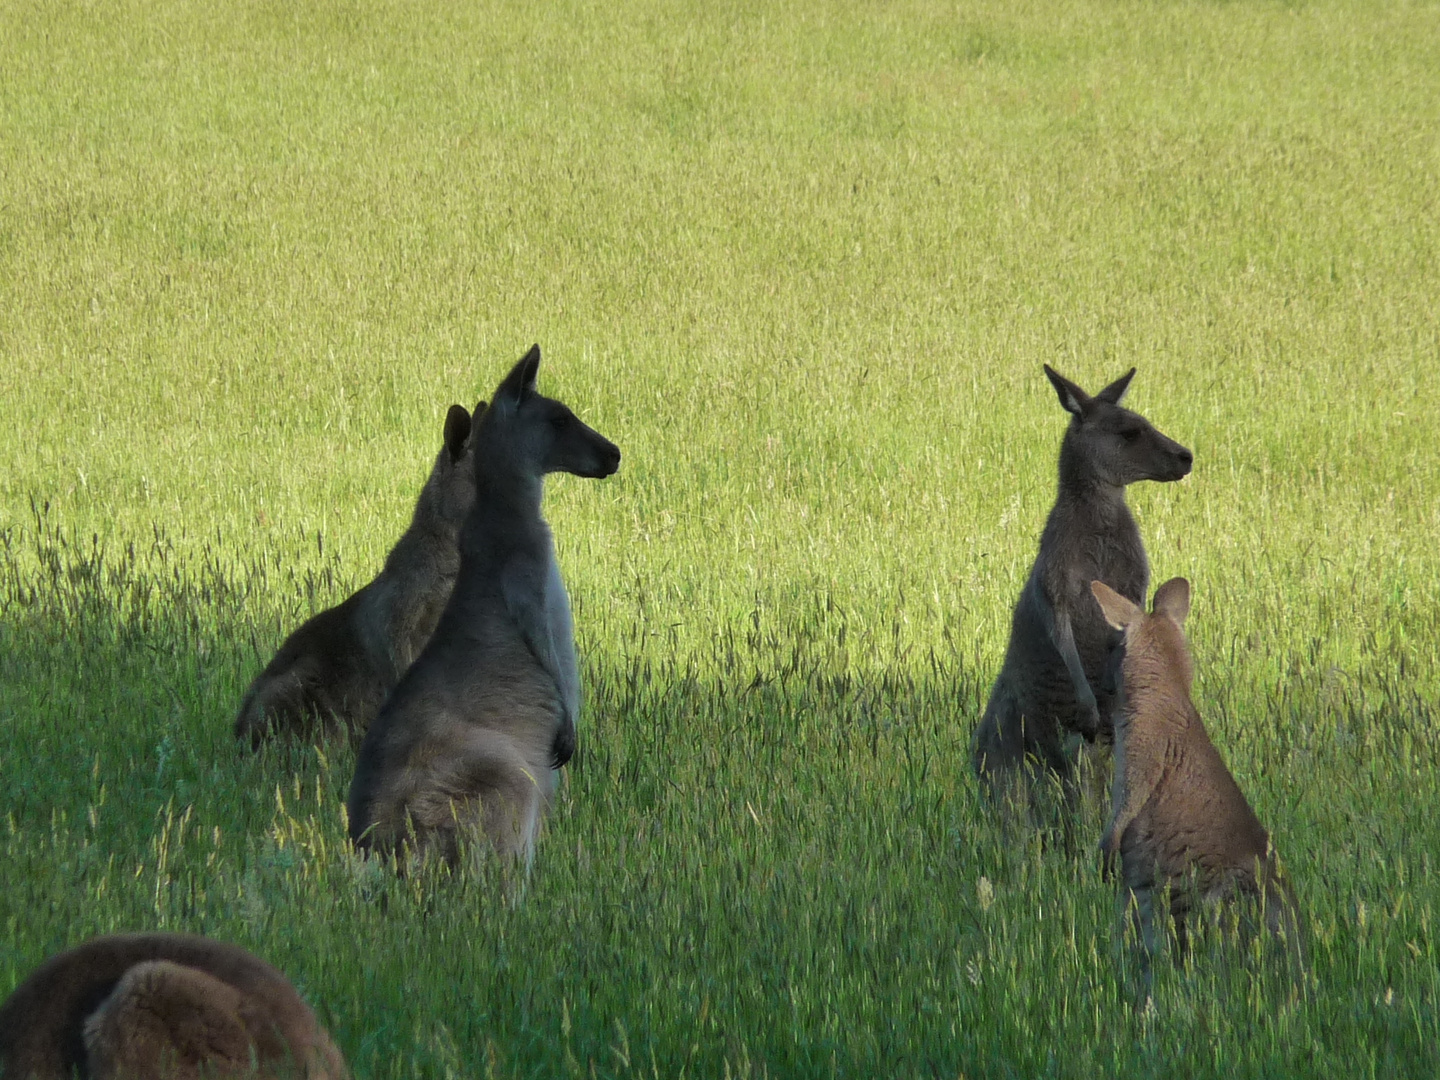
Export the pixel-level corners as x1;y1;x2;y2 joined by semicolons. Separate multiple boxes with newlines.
0;933;348;1080
970;366;1192;817
235;401;482;748
1091;578;1305;999
347;345;620;869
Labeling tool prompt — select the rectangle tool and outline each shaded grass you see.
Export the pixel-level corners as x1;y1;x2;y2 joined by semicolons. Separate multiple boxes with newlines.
2;512;1438;1076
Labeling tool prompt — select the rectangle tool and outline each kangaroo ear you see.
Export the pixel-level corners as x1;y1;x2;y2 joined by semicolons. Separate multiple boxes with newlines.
1095;367;1137;405
1152;577;1191;626
494;344;541;408
1090;580;1142;631
1044;365;1092;418
443;404;472;463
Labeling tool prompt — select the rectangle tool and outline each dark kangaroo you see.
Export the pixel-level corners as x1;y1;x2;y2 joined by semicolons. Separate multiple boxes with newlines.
347;345;620;870
1091;578;1305;1003
234;401;482;748
971;366;1192;818
0;933;348;1079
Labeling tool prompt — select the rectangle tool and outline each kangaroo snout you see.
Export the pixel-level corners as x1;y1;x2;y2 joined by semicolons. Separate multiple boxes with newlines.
563;423;620;479
584;439;622;479
1164;441;1194;481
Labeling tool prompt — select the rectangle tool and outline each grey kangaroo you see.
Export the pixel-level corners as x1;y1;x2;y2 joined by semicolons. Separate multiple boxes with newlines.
971;366;1192;819
234;401;482;749
0;932;349;1079
1090;578;1305;1003
347;345;620;869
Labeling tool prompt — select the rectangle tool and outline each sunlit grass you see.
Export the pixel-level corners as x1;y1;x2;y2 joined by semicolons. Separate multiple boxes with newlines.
2;0;1439;1075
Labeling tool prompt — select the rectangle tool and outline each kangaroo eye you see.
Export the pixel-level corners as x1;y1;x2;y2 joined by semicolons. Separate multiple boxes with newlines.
1121;428;1141;443
549;414;570;430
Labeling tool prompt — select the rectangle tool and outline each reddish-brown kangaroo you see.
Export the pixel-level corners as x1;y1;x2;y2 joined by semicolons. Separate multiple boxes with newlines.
347;345;620;870
235;401;481;748
0;933;348;1079
971;366;1192;820
1091;578;1305;1002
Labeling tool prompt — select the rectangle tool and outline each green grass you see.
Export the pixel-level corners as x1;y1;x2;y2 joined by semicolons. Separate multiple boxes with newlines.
3;0;1440;1075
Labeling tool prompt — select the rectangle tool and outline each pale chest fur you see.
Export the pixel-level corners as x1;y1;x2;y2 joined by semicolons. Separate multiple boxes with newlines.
499;541;579;732
542;550;580;729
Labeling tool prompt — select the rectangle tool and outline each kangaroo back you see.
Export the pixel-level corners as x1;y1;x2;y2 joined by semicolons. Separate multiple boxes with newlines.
0;933;348;1080
356;401;485;682
234;401;480;749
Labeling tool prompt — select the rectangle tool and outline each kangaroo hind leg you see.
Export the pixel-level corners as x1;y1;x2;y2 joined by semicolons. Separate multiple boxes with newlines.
971;690;1040;821
407;729;546;873
82;960;256;1080
1116;886;1161;1012
1260;872;1309;984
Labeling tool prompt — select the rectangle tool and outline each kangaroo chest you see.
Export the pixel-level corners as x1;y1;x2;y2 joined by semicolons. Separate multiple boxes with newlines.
472;537;577;723
540;550;580;728
1061;503;1145;625
1008;501;1148;726
1052;500;1145;585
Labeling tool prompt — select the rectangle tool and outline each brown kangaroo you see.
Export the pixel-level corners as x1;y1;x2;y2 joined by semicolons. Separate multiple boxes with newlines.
235;401;482;749
1091;578;1305;1001
0;933;348;1079
971;366;1192;821
347;345;620;870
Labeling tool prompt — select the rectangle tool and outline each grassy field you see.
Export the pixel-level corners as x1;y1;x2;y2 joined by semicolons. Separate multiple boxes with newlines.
3;0;1439;1075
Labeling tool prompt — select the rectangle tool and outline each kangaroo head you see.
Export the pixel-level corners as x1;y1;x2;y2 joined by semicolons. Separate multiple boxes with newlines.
480;344;621;481
1091;576;1195;690
1045;365;1193;489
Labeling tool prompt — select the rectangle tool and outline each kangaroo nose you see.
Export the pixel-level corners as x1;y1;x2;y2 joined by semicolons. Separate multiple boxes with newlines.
1176;446;1194;472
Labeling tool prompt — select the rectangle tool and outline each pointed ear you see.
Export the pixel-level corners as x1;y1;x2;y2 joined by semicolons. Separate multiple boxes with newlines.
494;344;541;407
471;399;488;422
1044;365;1092;418
443;404;472;463
1095;367;1137;405
1152;577;1191;626
1090;580;1142;631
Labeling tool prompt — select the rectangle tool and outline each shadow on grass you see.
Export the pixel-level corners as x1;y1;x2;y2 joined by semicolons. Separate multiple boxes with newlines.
2;509;1438;1077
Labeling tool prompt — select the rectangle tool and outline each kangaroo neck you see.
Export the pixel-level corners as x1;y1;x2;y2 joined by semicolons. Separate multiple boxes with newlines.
464;461;550;559
1056;443;1126;511
474;460;545;521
